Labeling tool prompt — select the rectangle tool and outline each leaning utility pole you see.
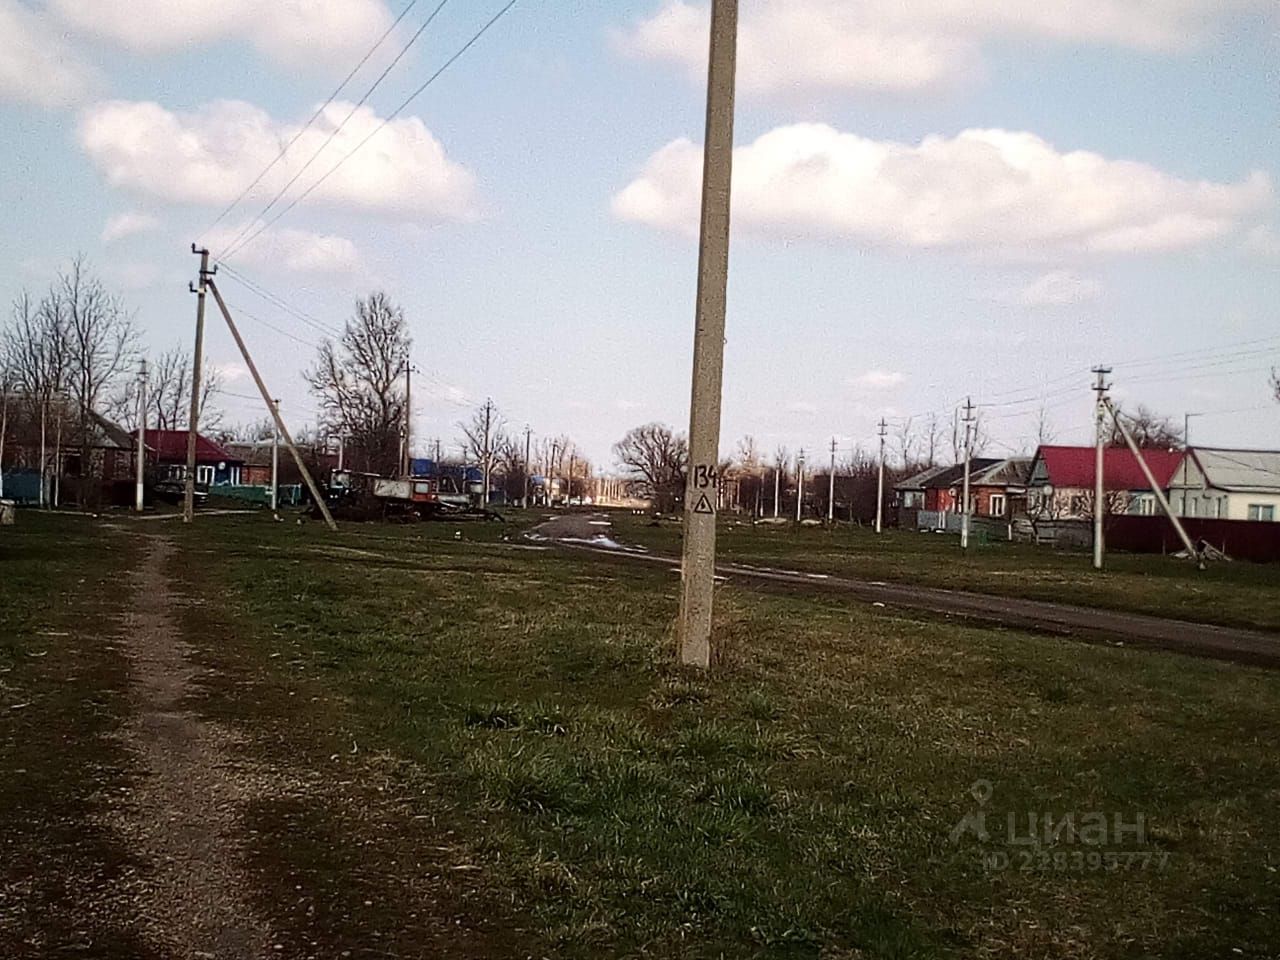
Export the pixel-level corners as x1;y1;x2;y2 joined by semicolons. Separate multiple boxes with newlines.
135;360;148;512
961;397;975;550
270;399;280;512
676;0;738;670
1092;366;1111;570
205;278;337;531
185;246;211;523
1106;395;1203;569
827;437;837;522
795;449;805;522
876;417;887;534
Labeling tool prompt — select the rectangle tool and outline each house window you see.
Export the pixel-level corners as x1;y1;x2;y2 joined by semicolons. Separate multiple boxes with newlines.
1137;496;1156;516
1185;497;1197;518
990;494;1006;517
1247;504;1275;522
196;465;215;486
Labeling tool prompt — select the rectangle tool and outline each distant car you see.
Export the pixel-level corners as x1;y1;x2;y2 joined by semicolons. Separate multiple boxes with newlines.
151;479;207;505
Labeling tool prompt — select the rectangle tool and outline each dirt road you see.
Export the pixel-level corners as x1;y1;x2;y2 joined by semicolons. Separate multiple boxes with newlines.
532;513;1280;668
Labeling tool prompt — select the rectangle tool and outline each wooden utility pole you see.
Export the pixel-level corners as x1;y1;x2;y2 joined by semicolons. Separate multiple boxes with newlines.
1092;366;1111;570
480;398;493;508
136;360;147;512
876;417;887;534
206;279;337;531
675;0;738;669
961;398;975;550
827;437;837;522
185;246;210;523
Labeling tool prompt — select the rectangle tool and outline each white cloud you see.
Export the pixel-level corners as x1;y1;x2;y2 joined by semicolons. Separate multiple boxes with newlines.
112;261;163;291
204;223;362;275
48;0;393;70
613;125;1272;259
998;270;1103;307
0;0;95;107
210;362;250;383
853;370;905;390
616;0;1273;96
787;400;818;414
101;211;162;244
78;99;477;222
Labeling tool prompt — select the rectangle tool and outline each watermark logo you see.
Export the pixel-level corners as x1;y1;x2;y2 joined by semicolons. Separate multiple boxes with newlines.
951;780;1168;873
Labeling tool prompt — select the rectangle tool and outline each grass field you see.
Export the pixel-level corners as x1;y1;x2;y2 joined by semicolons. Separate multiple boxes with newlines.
605;512;1280;633
3;511;1280;958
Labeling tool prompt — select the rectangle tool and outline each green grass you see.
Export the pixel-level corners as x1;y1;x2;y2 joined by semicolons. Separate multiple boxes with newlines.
168;514;1280;959
606;512;1280;632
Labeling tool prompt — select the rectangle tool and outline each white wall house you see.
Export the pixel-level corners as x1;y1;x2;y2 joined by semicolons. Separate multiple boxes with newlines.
1168;448;1280;522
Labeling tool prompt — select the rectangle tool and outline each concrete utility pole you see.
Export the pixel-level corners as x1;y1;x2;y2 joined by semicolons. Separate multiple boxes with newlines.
773;457;780;518
402;362;412;477
795;449;805;522
1092;366;1111;570
270;399;280;512
876;417;887;534
336;434;345;471
480;398;493;508
0;382;9;500
961;397;975;551
523;425;532;507
827;437;837;522
1181;412;1202;516
38;398;46;508
136;360;147;512
205;279;337;531
676;0;738;670
569;452;576;504
1106;396;1203;569
185;246;211;524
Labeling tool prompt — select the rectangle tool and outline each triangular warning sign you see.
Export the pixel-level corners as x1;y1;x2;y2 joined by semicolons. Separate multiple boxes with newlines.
693;493;715;515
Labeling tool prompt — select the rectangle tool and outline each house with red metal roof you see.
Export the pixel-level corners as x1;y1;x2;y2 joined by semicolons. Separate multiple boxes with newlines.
144;430;244;487
1026;445;1184;522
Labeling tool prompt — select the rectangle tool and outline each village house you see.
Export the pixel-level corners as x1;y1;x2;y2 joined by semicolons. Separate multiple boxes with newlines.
145;429;244;487
1168;448;1280;521
1025;445;1184;521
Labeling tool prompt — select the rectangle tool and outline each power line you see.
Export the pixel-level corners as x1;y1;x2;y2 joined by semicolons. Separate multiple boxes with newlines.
216;0;453;262
218;265;342;339
201;0;425;239
218;0;522;265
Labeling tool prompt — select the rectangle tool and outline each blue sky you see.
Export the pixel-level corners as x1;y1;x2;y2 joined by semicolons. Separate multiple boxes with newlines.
1;0;1277;467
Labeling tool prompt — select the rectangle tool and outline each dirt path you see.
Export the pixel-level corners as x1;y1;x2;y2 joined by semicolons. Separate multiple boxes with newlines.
110;535;276;957
533;513;1280;668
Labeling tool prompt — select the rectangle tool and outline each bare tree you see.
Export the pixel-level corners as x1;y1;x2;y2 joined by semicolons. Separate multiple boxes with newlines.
1109;405;1183;449
2;291;70;441
458;400;506;501
108;346;223;432
923;412;942;467
306;292;409;476
55;257;140;475
896;416;916;469
1035;403;1058;447
613;422;688;511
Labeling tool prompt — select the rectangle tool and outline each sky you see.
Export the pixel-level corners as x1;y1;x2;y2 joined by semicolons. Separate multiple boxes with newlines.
1;0;1278;470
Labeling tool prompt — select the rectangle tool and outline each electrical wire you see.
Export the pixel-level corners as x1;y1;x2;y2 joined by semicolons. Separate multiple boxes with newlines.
218;0;522;265
201;0;425;239
215;0;453;261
